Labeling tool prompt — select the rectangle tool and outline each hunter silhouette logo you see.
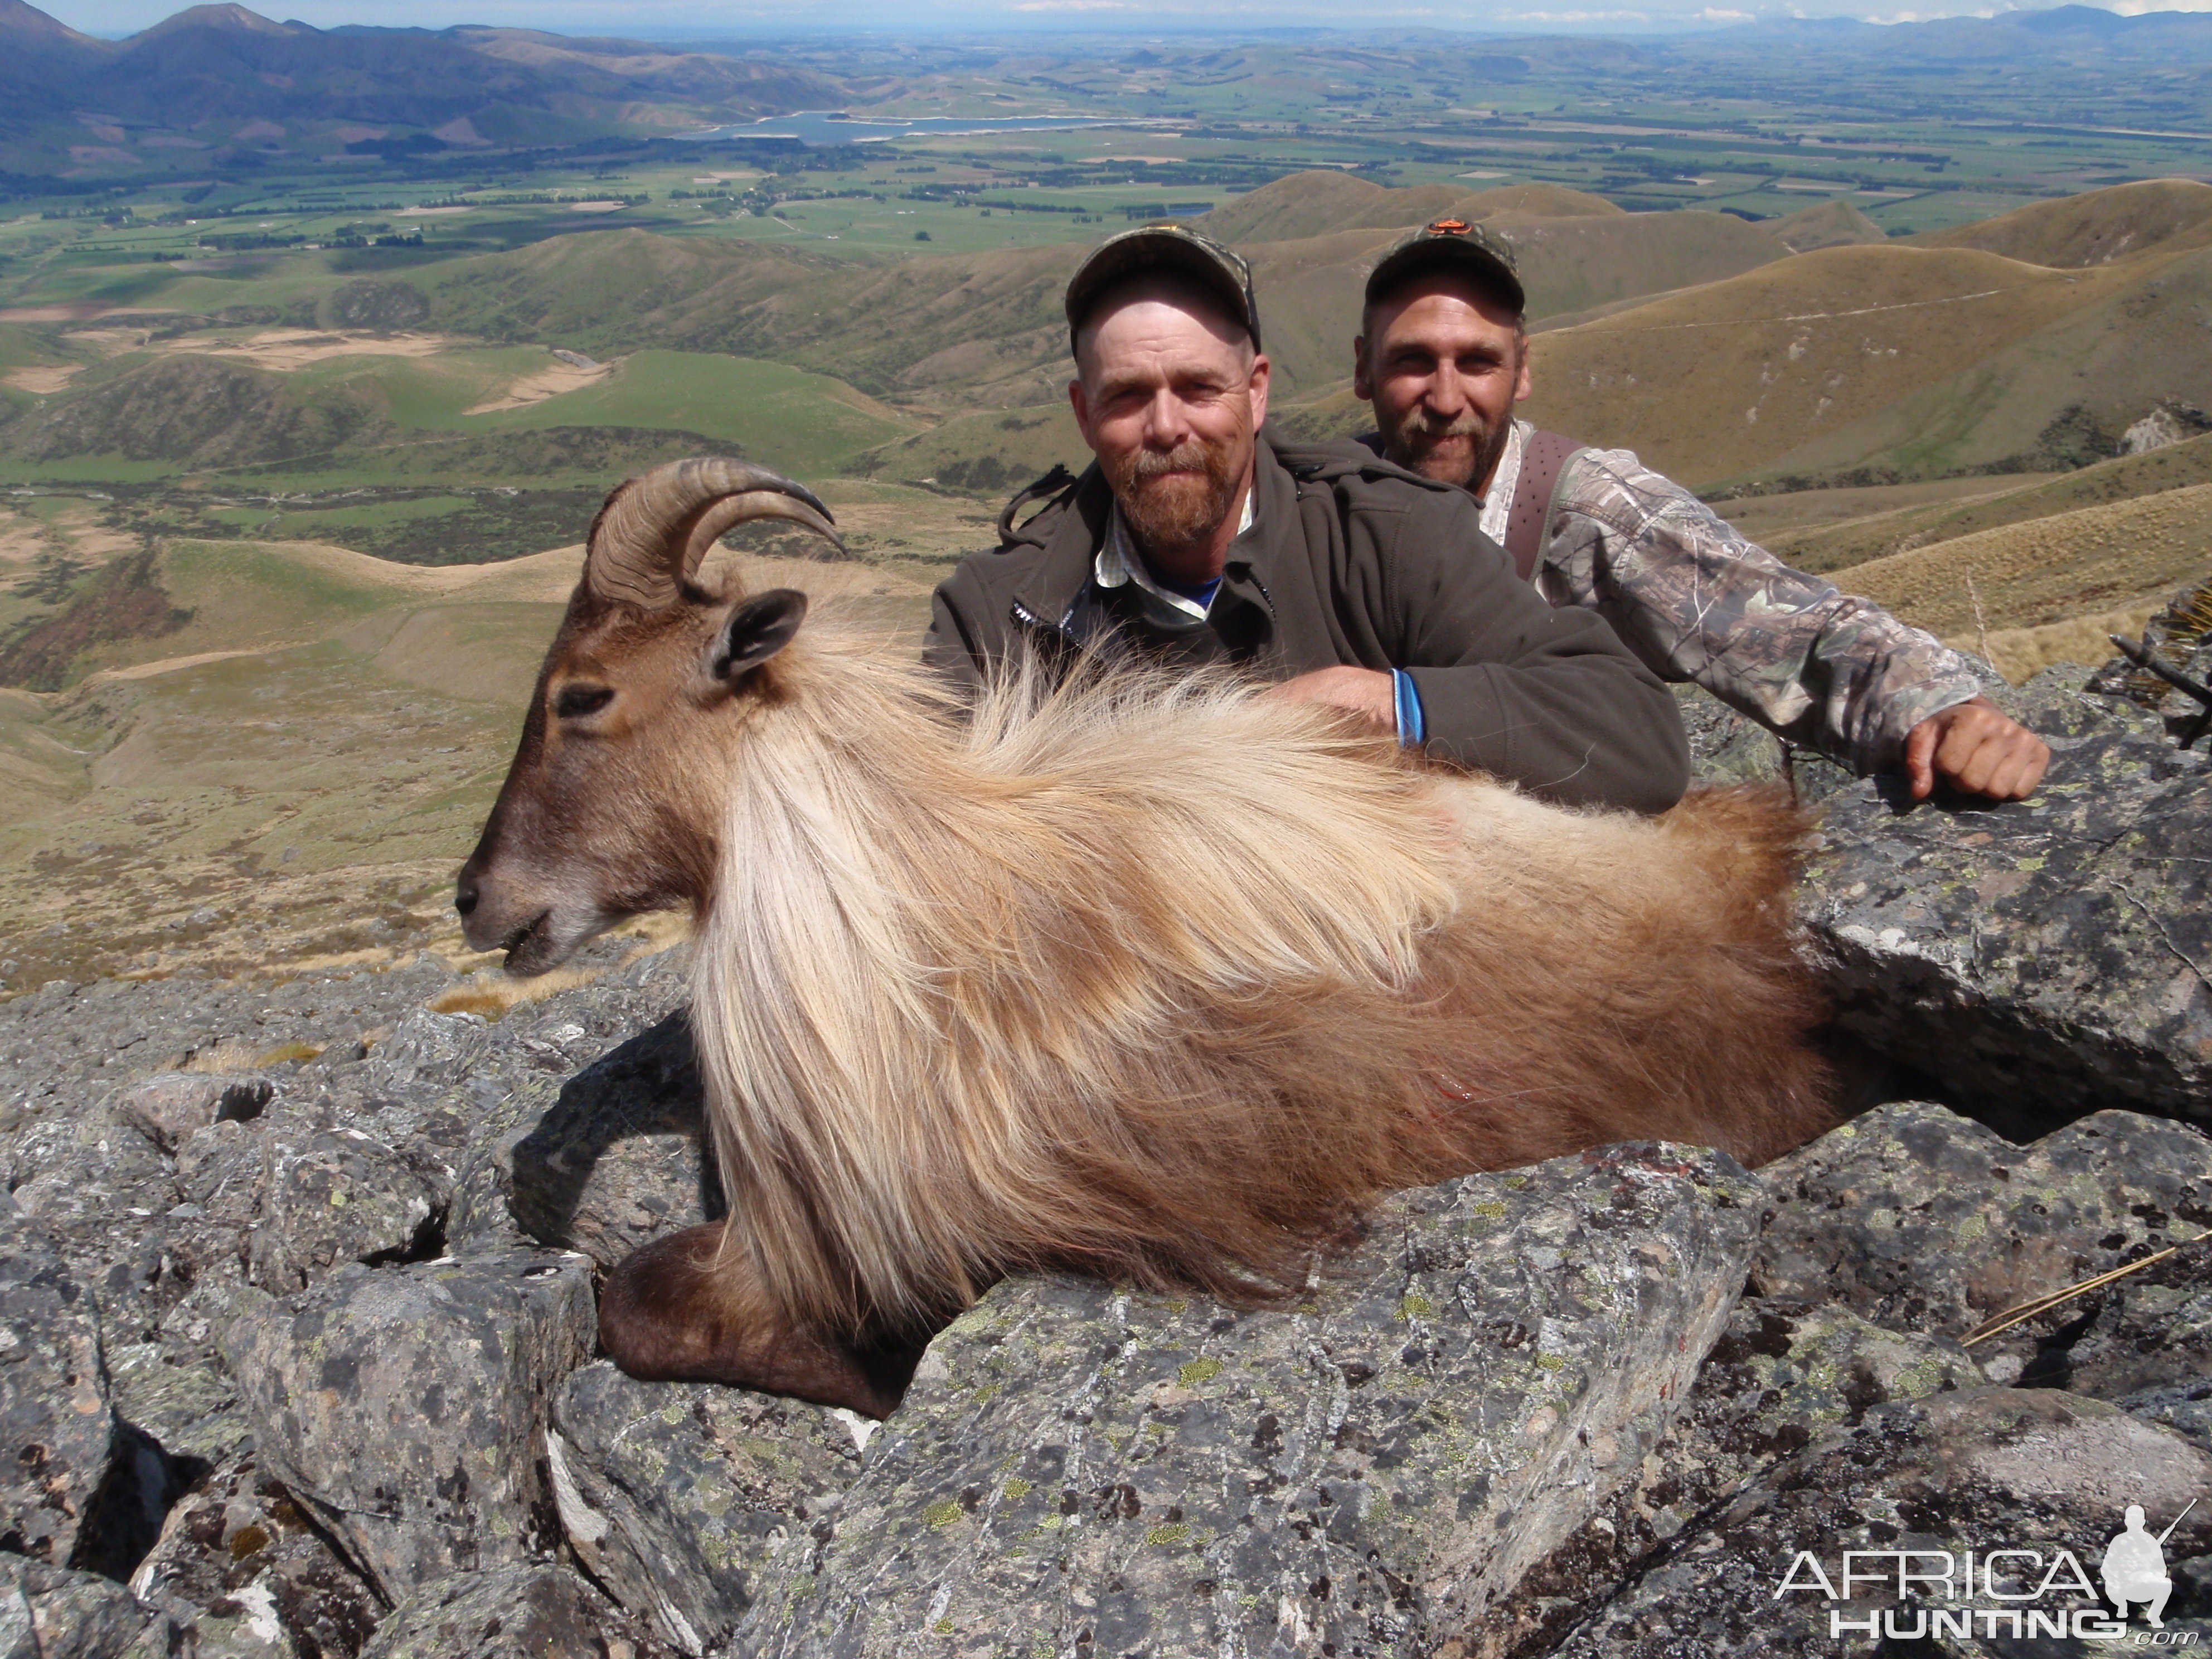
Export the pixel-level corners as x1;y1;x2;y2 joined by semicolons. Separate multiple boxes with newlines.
2106;1501;2195;1629
1777;1500;2202;1645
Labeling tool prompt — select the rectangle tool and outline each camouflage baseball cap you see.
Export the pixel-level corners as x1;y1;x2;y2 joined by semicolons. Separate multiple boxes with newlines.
1364;217;1524;317
1064;222;1262;353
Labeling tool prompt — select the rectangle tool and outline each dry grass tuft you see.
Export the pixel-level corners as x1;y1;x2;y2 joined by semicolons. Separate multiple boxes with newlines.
183;1036;324;1073
1953;600;2164;685
428;912;692;1021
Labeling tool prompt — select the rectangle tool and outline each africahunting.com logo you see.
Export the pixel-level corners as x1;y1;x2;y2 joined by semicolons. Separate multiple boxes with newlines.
1777;1501;2199;1645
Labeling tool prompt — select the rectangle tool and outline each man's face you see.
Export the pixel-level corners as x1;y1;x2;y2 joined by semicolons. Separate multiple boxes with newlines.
1355;275;1531;493
1069;282;1269;576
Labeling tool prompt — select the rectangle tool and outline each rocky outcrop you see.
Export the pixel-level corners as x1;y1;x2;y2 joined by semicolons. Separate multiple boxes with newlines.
734;1143;1759;1657
1797;673;2212;1132
221;1250;597;1602
0;662;2207;1653
551;1362;861;1655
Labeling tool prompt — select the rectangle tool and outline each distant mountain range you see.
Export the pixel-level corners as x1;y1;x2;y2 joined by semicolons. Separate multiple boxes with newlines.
0;0;843;156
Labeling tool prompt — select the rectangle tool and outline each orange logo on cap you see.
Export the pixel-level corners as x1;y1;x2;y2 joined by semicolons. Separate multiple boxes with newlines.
1426;218;1472;234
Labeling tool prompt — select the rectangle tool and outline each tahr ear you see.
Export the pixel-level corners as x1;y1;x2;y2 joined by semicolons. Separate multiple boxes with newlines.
711;589;808;683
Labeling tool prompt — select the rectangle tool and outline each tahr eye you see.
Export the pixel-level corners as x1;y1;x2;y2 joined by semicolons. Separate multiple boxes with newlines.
554;685;614;720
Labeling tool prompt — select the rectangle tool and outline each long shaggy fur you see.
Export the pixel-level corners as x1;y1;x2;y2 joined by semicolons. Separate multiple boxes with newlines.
689;620;1834;1342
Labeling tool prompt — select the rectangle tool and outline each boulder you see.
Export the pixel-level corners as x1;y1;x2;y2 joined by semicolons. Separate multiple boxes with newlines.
735;1143;1759;1657
221;1250;597;1603
0;1228;118;1567
249;1127;453;1292
127;1449;381;1659
1554;1388;2212;1656
1753;1102;2212;1382
503;1011;720;1273
1800;672;2212;1131
109;1073;271;1154
551;1361;864;1655
356;1563;659;1659
1491;1296;1986;1657
0;1555;157;1659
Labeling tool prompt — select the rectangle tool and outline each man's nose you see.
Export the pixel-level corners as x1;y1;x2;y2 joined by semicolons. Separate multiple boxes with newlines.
1143;387;1192;445
1427;362;1469;415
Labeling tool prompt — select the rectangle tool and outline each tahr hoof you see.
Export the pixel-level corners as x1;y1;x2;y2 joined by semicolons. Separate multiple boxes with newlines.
598;1223;917;1418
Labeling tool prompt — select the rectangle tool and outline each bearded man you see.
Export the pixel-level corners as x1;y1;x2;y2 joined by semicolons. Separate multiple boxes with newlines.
1350;217;2050;801
922;224;1692;813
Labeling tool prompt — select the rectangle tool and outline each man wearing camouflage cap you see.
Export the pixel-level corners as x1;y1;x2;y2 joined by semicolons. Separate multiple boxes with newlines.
923;222;1692;813
1349;216;2050;801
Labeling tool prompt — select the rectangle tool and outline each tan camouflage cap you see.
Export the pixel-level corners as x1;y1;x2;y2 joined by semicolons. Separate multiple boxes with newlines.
1364;217;1524;317
1064;222;1262;354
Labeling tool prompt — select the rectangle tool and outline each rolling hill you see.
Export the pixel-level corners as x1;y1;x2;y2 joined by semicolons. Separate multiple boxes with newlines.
1911;179;2212;268
0;0;840;162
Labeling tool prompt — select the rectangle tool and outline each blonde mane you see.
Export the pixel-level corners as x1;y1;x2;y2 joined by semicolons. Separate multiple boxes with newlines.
688;614;1828;1337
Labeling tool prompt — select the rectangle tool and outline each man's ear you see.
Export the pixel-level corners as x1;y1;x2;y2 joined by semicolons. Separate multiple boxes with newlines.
1514;332;1533;404
711;589;808;683
1352;335;1372;401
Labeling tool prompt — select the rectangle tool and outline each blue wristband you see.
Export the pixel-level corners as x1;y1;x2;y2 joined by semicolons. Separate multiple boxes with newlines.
1391;668;1426;748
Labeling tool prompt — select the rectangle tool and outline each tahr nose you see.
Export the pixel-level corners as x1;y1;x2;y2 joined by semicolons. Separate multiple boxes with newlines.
454;873;479;918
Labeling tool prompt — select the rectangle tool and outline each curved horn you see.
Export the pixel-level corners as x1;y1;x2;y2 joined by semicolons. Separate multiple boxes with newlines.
584;457;845;608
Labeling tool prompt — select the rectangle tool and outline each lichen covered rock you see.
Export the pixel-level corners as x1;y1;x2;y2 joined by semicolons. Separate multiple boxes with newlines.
221;1250;597;1602
736;1143;1760;1657
551;1361;863;1655
1801;674;2212;1128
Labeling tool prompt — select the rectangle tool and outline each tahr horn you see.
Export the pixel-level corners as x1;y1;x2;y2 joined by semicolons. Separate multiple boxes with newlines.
584;456;845;609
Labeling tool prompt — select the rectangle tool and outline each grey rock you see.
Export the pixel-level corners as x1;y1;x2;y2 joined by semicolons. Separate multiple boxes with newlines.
357;1563;661;1659
1492;1297;1986;1656
504;1011;721;1273
736;1142;1759;1657
1555;1387;2212;1656
128;1449;381;1659
249;1127;453;1293
0;1228;116;1566
2012;1228;2212;1442
8;1105;174;1235
110;1073;271;1154
0;1556;156;1659
1676;686;1789;786
1801;671;2212;1129
1754;1102;2212;1377
363;1010;492;1094
222;1250;597;1603
551;1361;863;1655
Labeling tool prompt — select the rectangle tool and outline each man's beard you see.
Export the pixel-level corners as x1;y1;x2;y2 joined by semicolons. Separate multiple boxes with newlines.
1107;438;1241;565
1385;405;1514;494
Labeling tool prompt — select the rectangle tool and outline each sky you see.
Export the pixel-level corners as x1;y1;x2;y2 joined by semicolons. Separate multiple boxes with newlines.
32;0;2201;36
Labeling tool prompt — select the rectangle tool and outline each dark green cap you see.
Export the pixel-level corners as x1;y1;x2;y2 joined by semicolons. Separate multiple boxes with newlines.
1364;216;1524;317
1065;222;1262;353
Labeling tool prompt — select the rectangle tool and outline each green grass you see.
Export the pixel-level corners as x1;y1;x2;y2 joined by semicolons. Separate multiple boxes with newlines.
446;350;920;477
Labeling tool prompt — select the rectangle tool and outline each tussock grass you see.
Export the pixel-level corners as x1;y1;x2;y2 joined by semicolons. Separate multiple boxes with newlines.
1954;600;2164;686
428;911;692;1021
1837;481;2212;639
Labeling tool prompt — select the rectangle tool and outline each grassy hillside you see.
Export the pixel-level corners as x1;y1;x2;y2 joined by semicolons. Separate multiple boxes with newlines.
1741;239;2212;486
1521;243;2141;488
1834;480;2212;640
1912;178;2212;268
1763;200;1890;254
1767;431;2212;573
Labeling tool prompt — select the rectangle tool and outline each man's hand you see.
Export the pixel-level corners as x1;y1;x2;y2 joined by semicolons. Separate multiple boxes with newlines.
1267;666;1398;735
1904;696;2050;801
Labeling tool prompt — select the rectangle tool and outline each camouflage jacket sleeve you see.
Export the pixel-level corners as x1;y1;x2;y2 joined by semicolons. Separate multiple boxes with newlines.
1537;446;1984;774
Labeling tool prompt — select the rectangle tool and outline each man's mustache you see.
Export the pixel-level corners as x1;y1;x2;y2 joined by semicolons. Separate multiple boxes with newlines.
1398;408;1490;445
1127;442;1220;481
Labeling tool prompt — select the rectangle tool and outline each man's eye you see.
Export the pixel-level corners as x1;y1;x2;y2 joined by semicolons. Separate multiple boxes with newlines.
555;685;614;719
